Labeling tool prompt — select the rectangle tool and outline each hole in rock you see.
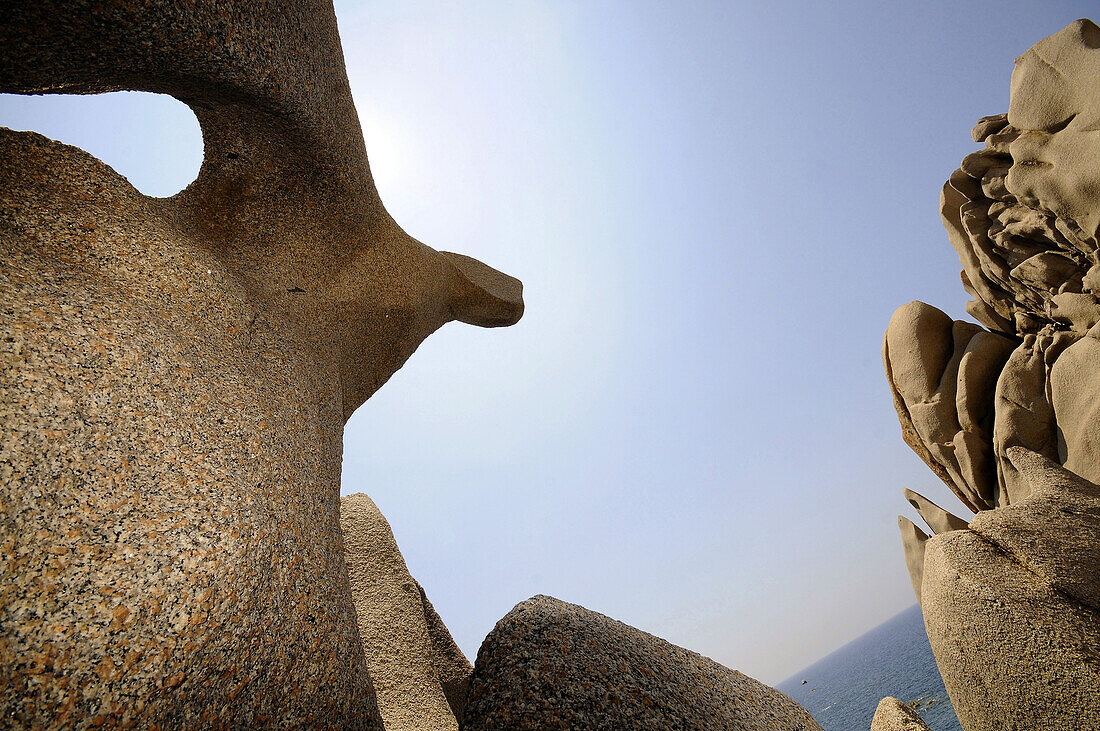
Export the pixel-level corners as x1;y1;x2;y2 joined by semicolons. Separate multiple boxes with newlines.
0;90;203;198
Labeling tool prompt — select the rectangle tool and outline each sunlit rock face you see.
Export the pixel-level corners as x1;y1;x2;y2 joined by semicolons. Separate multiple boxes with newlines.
1008;20;1100;244
340;493;473;731
0;0;521;727
882;19;1100;731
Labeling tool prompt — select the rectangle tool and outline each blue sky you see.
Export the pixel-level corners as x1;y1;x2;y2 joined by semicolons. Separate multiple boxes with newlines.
2;0;1094;685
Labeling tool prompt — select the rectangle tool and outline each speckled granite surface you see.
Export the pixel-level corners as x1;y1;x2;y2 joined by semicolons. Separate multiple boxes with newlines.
341;493;471;731
419;584;475;720
462;596;822;731
0;1;522;726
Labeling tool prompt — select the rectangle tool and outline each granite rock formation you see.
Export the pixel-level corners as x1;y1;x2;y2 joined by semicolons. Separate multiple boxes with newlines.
420;586;476;720
461;595;823;731
0;0;521;726
869;697;933;731
340;493;473;731
883;18;1100;730
920;449;1100;729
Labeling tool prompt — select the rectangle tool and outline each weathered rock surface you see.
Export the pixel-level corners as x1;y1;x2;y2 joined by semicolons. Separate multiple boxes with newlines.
920;450;1100;731
869;697;932;731
0;0;521;726
884;18;1100;728
883;300;1014;513
887;19;1100;510
461;595;822;731
341;493;472;731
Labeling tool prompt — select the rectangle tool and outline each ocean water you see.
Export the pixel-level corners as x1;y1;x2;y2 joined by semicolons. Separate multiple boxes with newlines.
776;604;961;731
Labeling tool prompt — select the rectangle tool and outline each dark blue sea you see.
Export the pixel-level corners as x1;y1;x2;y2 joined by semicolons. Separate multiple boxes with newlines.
776;604;961;731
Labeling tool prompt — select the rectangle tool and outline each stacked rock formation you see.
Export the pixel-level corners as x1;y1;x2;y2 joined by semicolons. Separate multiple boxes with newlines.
0;0;521;726
883;18;1100;731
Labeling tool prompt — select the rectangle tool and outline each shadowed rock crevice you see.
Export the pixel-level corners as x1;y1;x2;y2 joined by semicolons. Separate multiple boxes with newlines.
417;584;475;721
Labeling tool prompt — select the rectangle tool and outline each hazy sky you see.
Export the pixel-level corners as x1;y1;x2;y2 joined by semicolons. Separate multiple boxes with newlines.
2;1;1094;686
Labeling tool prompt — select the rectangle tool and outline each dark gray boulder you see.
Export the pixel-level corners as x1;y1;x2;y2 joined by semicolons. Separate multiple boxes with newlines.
461;595;821;731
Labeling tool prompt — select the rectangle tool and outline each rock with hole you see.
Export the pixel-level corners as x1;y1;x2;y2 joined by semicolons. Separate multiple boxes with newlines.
0;1;522;726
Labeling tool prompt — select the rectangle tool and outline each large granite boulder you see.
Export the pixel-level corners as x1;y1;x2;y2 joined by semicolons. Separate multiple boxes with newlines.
0;0;521;726
883;19;1100;728
869;697;932;731
341;493;473;731
920;449;1100;730
461;595;821;730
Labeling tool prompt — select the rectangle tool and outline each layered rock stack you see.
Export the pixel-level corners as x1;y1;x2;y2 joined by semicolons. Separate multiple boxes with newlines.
882;18;1100;730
